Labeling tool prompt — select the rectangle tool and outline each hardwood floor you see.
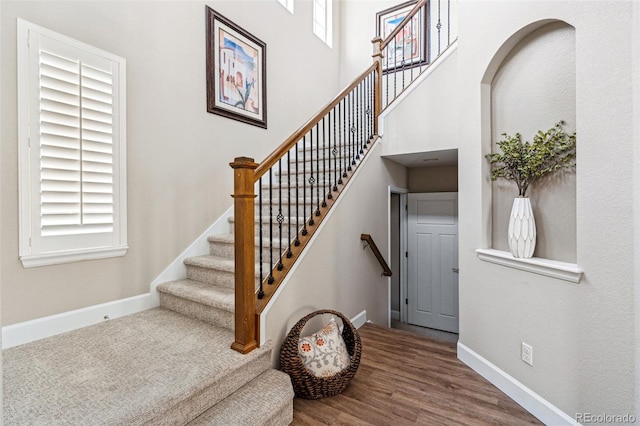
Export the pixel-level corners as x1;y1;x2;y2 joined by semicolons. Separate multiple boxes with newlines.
291;323;542;425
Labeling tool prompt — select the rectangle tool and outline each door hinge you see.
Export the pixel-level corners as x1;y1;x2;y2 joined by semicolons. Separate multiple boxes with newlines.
405;298;408;305
405;251;408;258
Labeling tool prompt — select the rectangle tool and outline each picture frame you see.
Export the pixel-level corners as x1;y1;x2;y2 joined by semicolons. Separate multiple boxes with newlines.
376;0;429;73
206;7;267;128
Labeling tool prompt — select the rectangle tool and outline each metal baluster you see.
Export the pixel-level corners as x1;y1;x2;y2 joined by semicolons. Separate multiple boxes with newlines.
258;176;264;299
295;141;301;246
410;13;415;82
371;72;375;135
322;117;328;206
426;3;431;65
287;150;292;258
347;93;353;171
277;159;284;271
393;39;398;100
354;89;358;163
355;86;361;161
385;48;390;109
339;100;346;181
301;135;308;236
328;110;334;198
437;0;442;56
268;169;274;284
333;106;339;191
350;92;356;168
402;23;406;91
360;82;365;153
315;122;321;216
308;129;315;226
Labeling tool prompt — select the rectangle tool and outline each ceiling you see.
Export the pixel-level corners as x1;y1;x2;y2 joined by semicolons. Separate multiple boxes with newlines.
382;149;458;168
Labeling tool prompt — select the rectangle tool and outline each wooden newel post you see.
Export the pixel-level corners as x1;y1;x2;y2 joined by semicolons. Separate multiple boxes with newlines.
371;36;383;135
230;157;259;354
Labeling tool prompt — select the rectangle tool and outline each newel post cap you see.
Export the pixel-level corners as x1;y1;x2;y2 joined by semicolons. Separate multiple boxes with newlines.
230;157;258;169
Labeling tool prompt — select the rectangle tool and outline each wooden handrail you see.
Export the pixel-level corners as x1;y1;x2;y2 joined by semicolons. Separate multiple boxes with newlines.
360;234;392;277
254;63;378;180
379;0;428;51
230;0;450;353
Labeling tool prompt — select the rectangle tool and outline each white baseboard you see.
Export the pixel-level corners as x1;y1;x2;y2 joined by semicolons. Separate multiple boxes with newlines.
3;206;235;350
391;310;400;321
457;342;579;426
351;310;367;329
149;205;234;305
2;293;154;349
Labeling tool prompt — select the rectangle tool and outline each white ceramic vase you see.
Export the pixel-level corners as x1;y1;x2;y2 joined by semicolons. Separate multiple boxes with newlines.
507;197;536;258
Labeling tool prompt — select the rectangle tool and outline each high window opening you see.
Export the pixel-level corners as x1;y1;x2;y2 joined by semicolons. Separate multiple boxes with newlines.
313;0;332;47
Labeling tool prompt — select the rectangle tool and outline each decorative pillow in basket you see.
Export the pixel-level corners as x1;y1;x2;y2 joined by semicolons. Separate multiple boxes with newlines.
280;309;362;399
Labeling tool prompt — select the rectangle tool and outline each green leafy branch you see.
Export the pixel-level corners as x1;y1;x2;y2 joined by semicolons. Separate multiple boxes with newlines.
486;121;576;197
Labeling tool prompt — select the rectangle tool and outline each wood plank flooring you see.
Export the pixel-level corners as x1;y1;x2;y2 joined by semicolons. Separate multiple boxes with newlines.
291;323;542;425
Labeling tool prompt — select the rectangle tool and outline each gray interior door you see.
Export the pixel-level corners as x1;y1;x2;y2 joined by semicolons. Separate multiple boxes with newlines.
407;192;459;333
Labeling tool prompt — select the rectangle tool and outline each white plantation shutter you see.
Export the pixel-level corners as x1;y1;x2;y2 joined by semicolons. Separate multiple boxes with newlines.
18;20;127;267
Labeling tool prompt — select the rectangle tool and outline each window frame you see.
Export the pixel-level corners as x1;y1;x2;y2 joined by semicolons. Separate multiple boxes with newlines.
313;0;333;47
17;19;128;268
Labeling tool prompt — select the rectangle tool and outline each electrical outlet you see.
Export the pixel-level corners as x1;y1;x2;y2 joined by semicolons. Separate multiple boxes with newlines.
521;342;533;366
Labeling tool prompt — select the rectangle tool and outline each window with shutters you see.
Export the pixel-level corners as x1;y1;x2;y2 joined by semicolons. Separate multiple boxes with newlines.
313;0;332;47
17;19;127;267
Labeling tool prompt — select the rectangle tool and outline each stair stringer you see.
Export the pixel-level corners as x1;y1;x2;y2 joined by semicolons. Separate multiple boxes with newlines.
260;141;397;364
149;205;234;305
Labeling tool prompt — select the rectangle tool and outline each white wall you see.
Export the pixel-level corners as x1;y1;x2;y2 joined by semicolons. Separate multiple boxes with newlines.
0;1;342;325
377;0;636;419
264;142;407;362
381;48;460;155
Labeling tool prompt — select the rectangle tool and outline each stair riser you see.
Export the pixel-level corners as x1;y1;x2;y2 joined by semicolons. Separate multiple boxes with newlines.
228;221;307;240
274;166;357;177
160;293;234;330
186;264;263;289
151;349;273;425
255;199;331;216
208;240;288;262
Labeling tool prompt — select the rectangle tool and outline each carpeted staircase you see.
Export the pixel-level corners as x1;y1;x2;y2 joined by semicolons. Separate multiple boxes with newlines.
3;143;357;425
3;195;298;424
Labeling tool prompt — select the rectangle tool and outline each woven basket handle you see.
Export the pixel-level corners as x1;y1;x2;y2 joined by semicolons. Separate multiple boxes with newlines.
289;309;354;340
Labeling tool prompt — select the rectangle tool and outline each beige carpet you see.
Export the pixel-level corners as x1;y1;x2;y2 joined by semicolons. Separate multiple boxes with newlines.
3;308;284;425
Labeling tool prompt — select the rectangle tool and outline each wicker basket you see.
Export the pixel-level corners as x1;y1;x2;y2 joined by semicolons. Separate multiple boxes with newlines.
280;309;362;399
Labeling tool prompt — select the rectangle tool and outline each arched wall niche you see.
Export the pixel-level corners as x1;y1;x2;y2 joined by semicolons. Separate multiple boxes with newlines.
481;20;577;262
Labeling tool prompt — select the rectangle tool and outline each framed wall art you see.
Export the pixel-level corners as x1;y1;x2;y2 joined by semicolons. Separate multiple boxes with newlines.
376;0;428;73
206;7;267;128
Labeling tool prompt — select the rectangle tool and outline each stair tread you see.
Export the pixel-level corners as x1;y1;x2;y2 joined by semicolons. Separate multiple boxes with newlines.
158;279;235;311
185;255;270;275
3;308;274;425
208;233;291;247
188;369;293;425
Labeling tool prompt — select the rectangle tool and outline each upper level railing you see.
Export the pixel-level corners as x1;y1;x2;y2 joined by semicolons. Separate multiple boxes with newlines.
230;0;456;354
375;0;456;111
